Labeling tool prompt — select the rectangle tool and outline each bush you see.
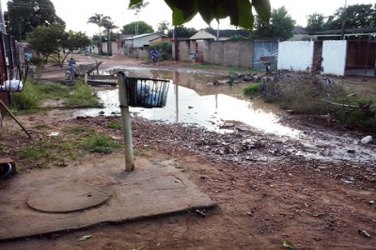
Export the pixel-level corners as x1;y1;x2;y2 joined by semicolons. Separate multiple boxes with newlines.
11;81;41;111
149;42;172;60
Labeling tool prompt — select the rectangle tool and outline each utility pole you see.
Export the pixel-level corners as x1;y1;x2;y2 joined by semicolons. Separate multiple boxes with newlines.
0;0;6;34
340;0;348;40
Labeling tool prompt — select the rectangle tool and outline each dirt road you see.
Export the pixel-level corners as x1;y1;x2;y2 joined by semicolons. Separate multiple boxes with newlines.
0;55;375;249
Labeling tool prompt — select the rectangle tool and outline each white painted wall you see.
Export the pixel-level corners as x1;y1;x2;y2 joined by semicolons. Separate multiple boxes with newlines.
322;40;347;76
277;41;314;71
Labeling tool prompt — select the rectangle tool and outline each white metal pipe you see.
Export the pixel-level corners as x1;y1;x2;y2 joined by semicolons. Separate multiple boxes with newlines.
117;72;135;171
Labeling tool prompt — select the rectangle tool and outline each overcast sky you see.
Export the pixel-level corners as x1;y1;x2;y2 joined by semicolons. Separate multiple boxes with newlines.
1;0;375;36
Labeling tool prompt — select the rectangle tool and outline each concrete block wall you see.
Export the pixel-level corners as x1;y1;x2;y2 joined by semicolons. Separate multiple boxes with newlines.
204;41;253;67
278;41;314;71
322;40;347;76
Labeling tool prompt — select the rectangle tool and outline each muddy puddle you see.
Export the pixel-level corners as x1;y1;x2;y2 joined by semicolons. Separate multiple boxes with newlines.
77;68;375;164
78;68;299;137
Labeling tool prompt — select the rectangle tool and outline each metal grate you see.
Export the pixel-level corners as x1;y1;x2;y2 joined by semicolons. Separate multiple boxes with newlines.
126;77;170;108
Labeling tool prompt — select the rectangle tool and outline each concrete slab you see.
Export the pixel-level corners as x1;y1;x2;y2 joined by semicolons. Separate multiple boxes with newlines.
0;154;216;240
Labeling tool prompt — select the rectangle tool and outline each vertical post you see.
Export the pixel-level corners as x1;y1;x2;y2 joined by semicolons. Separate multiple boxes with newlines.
117;72;135;171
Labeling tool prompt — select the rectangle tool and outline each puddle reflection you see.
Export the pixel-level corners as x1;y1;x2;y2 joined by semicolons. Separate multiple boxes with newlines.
76;69;300;138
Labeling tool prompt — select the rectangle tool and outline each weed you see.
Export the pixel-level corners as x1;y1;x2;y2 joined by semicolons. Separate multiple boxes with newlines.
244;84;261;96
64;80;104;108
81;134;121;154
107;121;122;130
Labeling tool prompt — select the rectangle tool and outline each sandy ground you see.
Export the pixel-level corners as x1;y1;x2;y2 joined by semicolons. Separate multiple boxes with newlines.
0;55;375;249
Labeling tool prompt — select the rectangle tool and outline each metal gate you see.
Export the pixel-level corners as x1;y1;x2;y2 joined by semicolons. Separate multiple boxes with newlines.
253;40;278;70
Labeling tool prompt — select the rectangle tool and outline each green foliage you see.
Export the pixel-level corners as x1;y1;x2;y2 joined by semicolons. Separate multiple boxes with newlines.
244;84;261;96
253;6;295;40
27;24;65;61
11;80;102;112
5;0;65;40
259;74;376;133
157;20;170;35
306;13;326;33
149;42;173;60
11;81;40;111
64;81;104;108
87;13;110;55
306;4;376;32
130;0;271;30
167;25;197;38
326;4;376;30
81;134;121;154
107;121;122;130
122;21;154;35
64;31;91;51
29;56;44;67
228;35;249;41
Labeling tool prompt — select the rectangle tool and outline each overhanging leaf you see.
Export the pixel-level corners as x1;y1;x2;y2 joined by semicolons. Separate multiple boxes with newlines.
252;0;271;21
198;0;214;24
129;0;143;8
237;0;254;30
169;1;198;26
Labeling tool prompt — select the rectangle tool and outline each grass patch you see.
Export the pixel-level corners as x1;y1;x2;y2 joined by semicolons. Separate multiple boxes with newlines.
64;80;103;108
107;121;122;130
13;126;122;170
244;83;261;96
18;138;77;168
11;79;103;113
258;73;376;133
80;133;121;154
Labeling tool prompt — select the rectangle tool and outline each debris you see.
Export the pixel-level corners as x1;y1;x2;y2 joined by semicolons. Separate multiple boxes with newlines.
368;200;374;205
78;235;92;241
358;229;371;238
194;209;207;218
282;240;296;250
360;136;372;144
48;132;60;137
346;149;356;154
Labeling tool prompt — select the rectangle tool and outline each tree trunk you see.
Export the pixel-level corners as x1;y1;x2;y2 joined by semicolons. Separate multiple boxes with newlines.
107;28;111;56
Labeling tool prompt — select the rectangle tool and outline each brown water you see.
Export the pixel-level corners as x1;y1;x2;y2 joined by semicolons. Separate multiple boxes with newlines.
78;68;300;138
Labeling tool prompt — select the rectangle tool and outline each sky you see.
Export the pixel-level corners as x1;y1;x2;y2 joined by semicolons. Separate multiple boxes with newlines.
1;0;375;36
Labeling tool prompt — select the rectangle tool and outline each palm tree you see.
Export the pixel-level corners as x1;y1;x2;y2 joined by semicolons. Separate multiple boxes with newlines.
87;13;109;55
102;17;118;56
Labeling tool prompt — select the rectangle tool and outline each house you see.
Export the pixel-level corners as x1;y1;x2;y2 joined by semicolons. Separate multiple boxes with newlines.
289;26;310;41
123;33;165;58
190;28;251;41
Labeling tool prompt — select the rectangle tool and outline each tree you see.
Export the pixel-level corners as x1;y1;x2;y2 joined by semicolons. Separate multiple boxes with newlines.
27;25;91;67
87;13;109;55
167;26;196;38
157;21;170;35
26;24;65;62
252;6;295;40
129;0;271;30
6;0;65;40
62;31;91;63
325;4;376;30
122;21;154;35
306;13;326;33
102;17;118;56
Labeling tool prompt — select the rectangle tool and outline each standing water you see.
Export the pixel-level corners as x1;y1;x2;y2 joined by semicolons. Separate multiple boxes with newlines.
77;69;300;138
